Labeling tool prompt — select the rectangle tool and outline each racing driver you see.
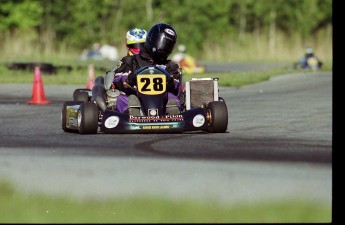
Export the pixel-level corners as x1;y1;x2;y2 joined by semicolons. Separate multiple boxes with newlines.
112;23;182;116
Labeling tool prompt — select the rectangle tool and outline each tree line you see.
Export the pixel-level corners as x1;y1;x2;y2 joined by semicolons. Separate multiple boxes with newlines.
0;0;332;57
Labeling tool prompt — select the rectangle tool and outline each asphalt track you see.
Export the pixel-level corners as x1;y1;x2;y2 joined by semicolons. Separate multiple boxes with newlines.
0;71;332;207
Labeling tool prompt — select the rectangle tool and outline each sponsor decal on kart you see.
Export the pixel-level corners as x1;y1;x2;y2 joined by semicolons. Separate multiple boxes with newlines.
66;105;80;129
141;125;172;130
128;122;183;131
104;116;120;128
129;114;183;123
68;118;78;128
192;114;205;127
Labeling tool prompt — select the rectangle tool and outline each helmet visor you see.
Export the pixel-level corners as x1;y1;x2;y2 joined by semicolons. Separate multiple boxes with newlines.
156;33;175;56
128;48;140;55
127;42;145;50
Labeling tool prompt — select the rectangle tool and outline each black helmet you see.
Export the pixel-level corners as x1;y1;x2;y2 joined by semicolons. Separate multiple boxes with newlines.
145;23;177;62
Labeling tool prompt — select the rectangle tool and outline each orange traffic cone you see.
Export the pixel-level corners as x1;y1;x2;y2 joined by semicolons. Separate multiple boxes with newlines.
86;64;95;90
27;67;51;105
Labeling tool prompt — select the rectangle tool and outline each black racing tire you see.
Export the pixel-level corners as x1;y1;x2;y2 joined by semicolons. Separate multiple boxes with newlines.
206;101;228;133
73;88;91;102
61;101;79;133
74;91;89;102
218;97;225;102
78;102;99;134
95;75;105;85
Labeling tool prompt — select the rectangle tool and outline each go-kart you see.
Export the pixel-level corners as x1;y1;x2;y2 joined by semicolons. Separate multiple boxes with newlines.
178;55;206;74
61;66;228;134
293;56;323;71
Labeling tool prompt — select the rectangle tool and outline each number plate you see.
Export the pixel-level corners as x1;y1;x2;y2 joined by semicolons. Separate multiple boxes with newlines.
137;74;166;95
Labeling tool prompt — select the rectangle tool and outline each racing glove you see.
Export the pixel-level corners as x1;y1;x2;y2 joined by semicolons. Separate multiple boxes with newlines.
127;72;136;87
167;76;175;91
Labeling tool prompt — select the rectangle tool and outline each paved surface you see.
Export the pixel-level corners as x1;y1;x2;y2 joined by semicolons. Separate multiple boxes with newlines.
202;61;290;73
0;71;332;208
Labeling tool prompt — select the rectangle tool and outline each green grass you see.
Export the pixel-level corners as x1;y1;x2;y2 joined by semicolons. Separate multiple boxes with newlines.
0;181;331;223
0;60;332;87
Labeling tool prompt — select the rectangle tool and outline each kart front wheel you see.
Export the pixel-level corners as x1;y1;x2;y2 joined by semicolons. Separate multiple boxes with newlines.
206;101;228;133
78;102;99;134
61;101;79;133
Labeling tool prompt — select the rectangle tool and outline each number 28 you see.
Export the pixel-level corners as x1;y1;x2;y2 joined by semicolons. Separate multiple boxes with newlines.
137;74;166;95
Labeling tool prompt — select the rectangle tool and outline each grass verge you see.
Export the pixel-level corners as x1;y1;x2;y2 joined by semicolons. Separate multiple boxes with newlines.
0;61;332;87
0;180;331;223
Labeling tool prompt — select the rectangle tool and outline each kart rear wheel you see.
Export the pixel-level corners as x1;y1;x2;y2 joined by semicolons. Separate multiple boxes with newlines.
206;101;228;133
95;75;105;85
73;88;91;102
61;101;79;133
78;102;99;134
74;91;89;102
